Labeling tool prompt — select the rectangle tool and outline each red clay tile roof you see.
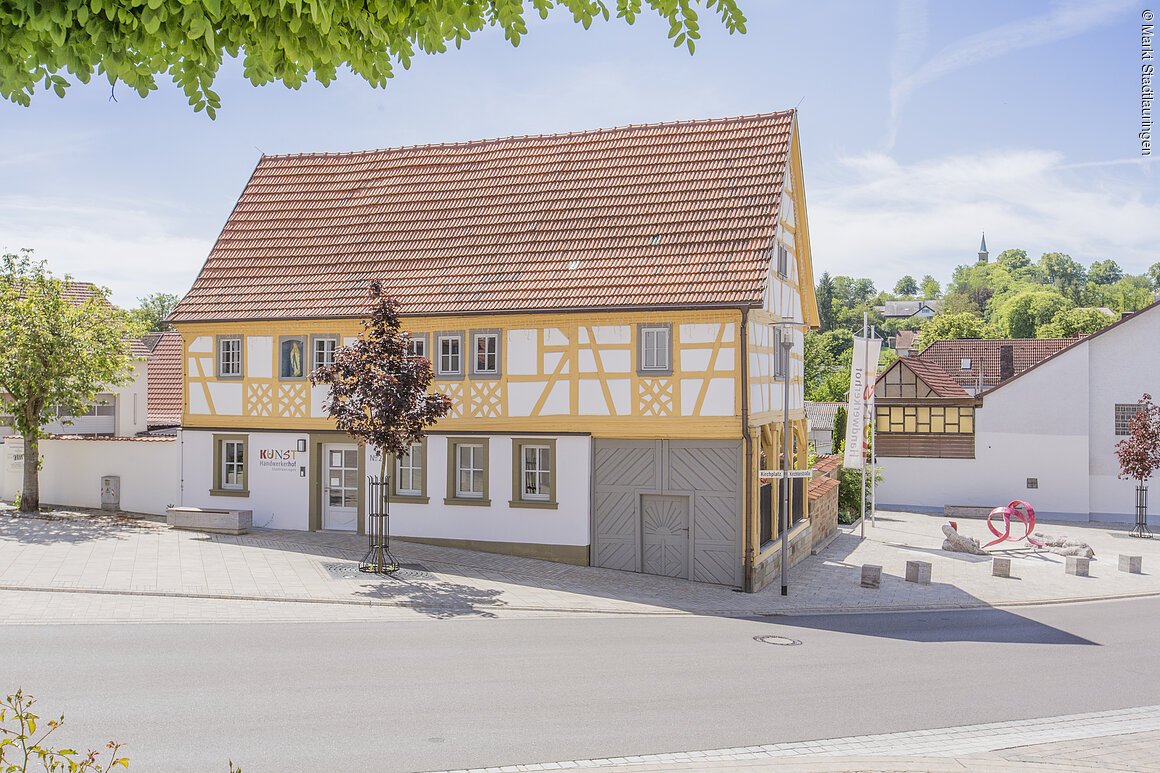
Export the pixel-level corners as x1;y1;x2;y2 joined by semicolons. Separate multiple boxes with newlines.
170;111;800;322
812;454;842;476
808;475;839;501
917;338;1078;389
146;331;183;427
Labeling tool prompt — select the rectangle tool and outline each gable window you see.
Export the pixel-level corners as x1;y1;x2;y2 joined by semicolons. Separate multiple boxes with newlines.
437;334;463;377
446;438;489;505
217;337;243;379
638;324;672;374
312;336;338;370
511;439;558;508
472;331;500;376
211;434;249;497
1116;403;1143;436
776;243;789;277
393;442;426;499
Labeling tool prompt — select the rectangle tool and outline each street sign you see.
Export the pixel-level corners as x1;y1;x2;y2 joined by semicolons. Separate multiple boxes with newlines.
759;469;814;479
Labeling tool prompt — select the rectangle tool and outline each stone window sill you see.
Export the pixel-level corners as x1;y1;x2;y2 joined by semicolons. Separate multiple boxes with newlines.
444;497;491;507
508;499;558;510
209;488;249;498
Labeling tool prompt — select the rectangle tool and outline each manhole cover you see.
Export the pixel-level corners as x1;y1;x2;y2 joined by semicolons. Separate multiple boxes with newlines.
754;635;802;646
320;562;433;580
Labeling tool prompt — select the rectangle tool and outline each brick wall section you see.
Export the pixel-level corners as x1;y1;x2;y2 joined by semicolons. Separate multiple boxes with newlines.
748;455;842;592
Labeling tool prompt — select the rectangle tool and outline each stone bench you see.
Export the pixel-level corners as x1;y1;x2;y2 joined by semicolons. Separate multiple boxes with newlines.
1119;555;1143;574
166;507;252;535
1065;556;1090;577
860;564;882;589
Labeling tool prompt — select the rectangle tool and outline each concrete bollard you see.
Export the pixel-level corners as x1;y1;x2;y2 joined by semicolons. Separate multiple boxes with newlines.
1065;556;1090;577
992;557;1012;578
860;564;882;589
1119;554;1143;574
905;560;932;585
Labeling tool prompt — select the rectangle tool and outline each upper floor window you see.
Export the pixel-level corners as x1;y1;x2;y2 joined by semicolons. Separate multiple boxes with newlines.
218;337;243;379
58;399;115;418
473;332;499;376
437;334;462;376
407;335;427;359
313;337;338;370
961;357;972;371
638;325;672;374
776;243;789;277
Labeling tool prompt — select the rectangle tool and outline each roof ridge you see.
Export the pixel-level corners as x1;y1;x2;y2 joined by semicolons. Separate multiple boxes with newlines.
258;110;796;161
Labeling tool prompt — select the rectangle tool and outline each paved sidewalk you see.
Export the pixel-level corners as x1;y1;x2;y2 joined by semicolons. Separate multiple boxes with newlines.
440;705;1160;772
1;507;1159;623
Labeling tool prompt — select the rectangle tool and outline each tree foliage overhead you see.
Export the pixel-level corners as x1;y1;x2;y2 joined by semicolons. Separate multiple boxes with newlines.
0;0;748;117
132;292;180;332
0;250;144;512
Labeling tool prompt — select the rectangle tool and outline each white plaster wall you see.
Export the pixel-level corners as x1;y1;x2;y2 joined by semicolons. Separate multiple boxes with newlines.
179;430;311;530
1086;307;1160;519
247;337;273;378
0;438;178;514
368;434;591;547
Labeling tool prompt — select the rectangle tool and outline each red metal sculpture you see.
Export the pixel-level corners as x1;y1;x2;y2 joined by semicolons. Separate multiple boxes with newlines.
984;500;1044;549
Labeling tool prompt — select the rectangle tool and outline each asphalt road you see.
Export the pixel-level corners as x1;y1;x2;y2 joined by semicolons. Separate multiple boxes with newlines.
3;598;1159;773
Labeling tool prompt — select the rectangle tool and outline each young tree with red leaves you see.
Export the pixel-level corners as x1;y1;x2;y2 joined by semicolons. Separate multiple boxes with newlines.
310;285;451;485
1116;393;1160;535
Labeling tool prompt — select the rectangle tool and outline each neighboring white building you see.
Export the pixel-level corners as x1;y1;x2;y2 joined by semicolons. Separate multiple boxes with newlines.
876;301;1160;523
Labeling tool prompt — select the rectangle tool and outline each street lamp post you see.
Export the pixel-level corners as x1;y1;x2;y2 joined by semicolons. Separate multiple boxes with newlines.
770;318;803;597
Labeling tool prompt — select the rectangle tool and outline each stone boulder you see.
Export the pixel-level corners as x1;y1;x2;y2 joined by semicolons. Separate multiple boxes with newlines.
941;524;986;555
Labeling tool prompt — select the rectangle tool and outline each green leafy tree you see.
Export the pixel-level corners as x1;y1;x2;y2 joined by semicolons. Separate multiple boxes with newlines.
1148;261;1160;291
996;248;1030;271
1088;259;1123;286
132;293;180;332
919;274;941;299
992;288;1073;338
803;329;853;400
0;251;144;512
1035;307;1116;338
1039;252;1087;302
815;272;836;332
1087;275;1154;313
0;0;747;117
919;312;1000;349
893;275;918;297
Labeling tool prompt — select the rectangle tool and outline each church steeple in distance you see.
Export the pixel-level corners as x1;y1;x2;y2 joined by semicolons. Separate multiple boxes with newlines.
978;232;989;264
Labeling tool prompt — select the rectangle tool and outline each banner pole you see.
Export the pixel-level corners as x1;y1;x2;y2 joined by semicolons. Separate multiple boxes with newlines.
860;313;867;538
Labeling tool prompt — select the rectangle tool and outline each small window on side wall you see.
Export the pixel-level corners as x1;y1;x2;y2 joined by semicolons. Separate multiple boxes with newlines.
776;243;789;277
638;324;672;375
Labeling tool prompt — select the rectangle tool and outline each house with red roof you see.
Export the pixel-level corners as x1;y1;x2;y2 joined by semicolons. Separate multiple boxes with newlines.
167;111;822;591
874;301;1160;522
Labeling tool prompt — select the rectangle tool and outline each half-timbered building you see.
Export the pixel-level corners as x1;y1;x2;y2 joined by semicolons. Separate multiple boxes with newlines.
169;111;820;590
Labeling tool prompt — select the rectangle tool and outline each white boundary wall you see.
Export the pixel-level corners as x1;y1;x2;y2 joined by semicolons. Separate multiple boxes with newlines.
1;437;178;515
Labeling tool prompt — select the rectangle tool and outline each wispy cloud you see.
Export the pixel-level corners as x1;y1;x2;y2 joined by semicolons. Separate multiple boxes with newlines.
0;195;209;306
810;148;1159;287
887;0;1136;148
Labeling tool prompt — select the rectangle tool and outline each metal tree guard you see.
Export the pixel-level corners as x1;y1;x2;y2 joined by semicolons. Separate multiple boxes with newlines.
360;475;400;573
1131;484;1153;539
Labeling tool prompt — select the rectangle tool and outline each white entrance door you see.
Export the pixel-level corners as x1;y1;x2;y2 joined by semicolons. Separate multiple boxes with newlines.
322;444;359;531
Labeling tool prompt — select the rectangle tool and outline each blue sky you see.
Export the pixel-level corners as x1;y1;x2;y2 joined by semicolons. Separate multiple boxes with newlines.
1;0;1156;306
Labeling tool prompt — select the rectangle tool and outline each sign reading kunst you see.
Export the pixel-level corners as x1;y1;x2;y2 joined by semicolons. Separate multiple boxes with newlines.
843;335;882;470
258;448;299;472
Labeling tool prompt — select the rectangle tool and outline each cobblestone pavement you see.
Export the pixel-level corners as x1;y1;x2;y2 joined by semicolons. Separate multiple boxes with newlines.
441;706;1160;772
1;507;1159;624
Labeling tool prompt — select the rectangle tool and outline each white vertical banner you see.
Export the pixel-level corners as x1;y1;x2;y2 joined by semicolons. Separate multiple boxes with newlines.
843;336;882;469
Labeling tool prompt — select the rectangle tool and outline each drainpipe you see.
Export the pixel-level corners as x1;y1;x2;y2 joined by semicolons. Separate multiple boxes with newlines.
740;307;753;592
